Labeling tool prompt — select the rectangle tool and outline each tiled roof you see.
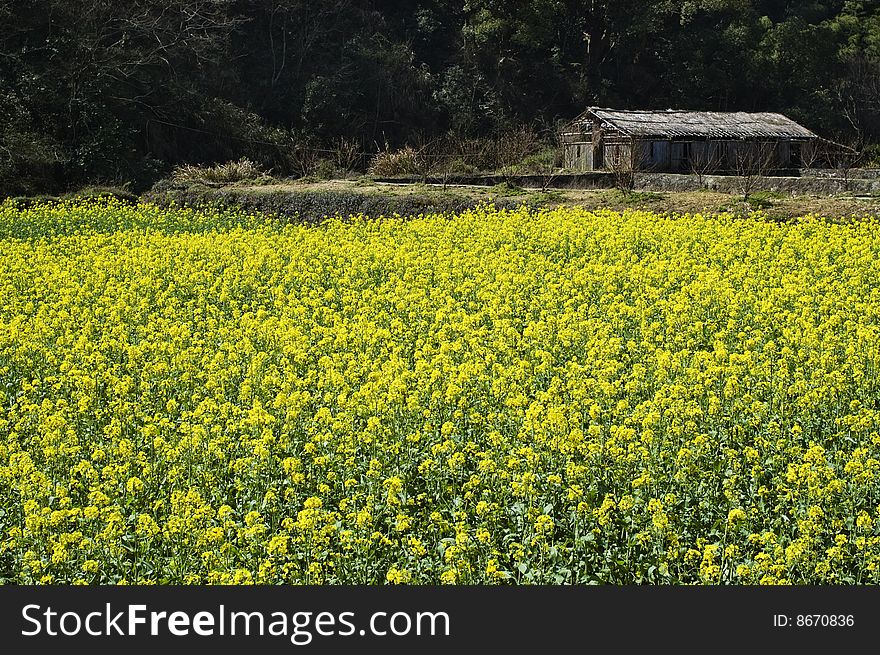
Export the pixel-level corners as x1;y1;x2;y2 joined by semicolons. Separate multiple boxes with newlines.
573;108;817;140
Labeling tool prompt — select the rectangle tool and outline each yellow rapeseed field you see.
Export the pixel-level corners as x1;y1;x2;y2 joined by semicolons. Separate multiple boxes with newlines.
1;199;879;584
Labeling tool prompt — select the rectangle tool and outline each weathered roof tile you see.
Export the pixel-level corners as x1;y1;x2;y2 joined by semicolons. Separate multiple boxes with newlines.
572;108;817;140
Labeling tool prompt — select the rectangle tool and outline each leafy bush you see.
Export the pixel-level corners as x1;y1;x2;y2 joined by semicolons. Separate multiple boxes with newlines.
443;158;480;176
521;147;560;173
748;190;787;208
617;190;666;204
863;144;880;168
314;159;342;180
490;182;527;196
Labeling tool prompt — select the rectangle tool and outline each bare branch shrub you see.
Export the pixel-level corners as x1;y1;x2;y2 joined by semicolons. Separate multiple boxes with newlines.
278;132;322;179
455;137;498;173
834;54;880;152
409;132;441;183
689;141;721;188
828;140;864;193
799;140;822;172
428;134;476;189
331;137;362;174
607;138;647;195
524;124;564;192
733;141;776;203
495;127;542;183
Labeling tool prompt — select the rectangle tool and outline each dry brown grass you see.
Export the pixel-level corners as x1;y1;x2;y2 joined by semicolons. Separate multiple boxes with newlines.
172;158;265;185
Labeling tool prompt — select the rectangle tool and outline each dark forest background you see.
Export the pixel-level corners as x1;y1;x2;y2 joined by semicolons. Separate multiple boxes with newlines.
2;0;879;195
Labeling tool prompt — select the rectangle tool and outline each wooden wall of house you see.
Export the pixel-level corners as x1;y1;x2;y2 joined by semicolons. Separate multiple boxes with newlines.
644;140;795;173
648;141;670;170
562;120;597;170
564;142;593;170
603;141;669;171
563;130;811;173
778;142;791;167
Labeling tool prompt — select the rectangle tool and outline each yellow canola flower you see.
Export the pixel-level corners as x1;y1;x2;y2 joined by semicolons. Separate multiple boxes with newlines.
1;198;880;585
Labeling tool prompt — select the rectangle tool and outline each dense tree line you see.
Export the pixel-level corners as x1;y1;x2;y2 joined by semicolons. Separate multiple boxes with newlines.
1;0;879;194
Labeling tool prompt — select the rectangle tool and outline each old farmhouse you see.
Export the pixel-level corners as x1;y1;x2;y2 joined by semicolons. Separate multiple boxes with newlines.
562;108;820;174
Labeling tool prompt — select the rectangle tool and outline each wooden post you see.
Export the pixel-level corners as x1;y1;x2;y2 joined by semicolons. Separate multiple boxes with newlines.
592;119;604;170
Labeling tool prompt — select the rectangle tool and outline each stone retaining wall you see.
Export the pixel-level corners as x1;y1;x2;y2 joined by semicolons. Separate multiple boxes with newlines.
374;171;880;195
636;173;880;195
